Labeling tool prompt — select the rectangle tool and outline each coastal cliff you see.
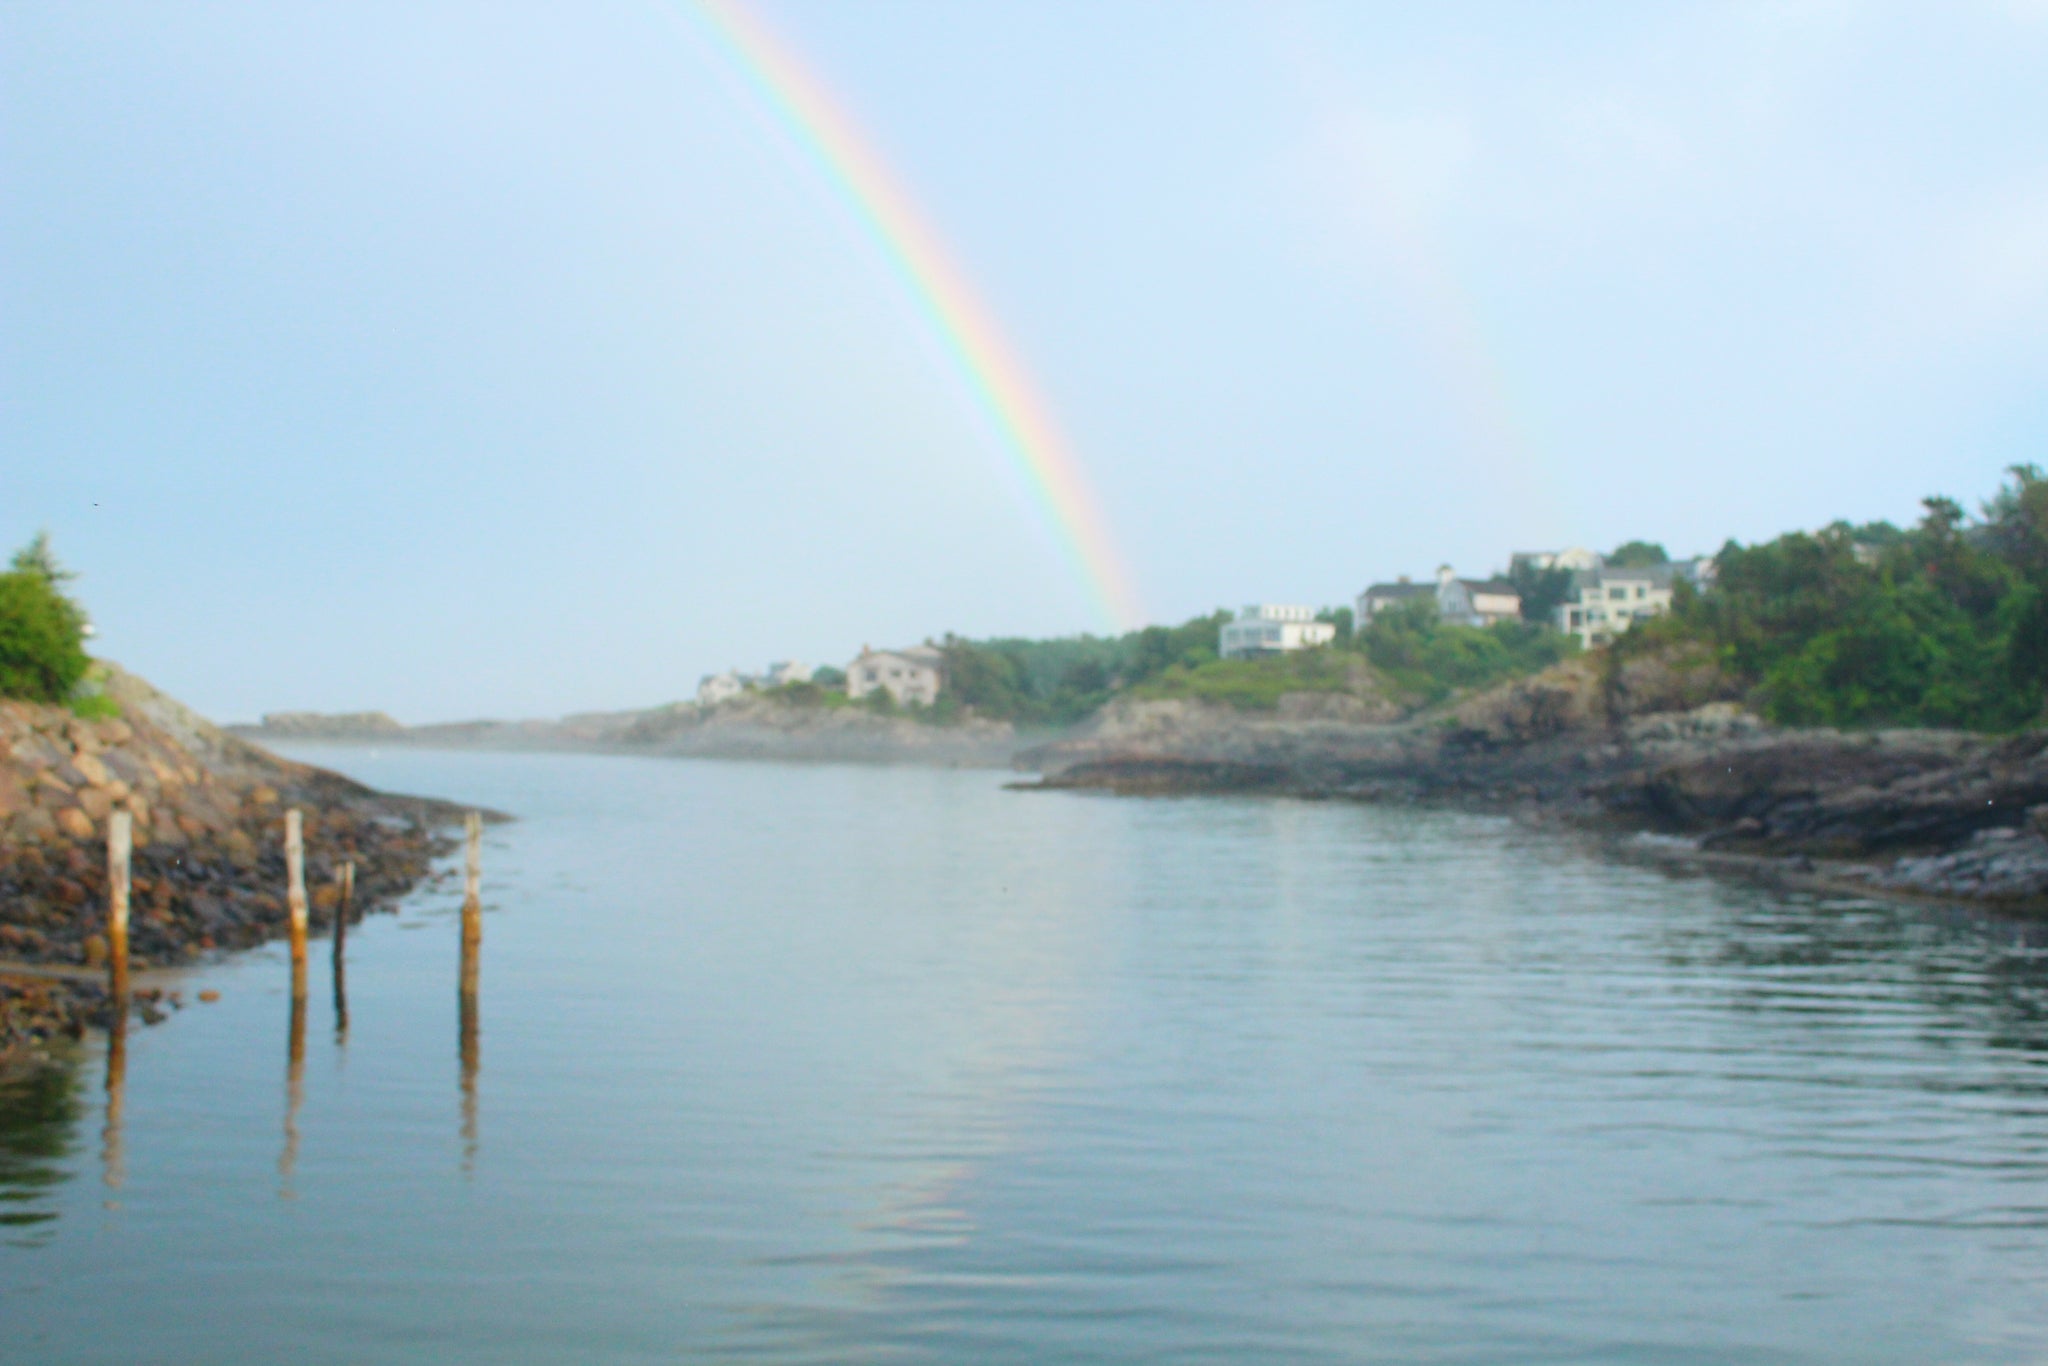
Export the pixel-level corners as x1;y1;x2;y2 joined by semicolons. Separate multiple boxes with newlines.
2;666;473;1061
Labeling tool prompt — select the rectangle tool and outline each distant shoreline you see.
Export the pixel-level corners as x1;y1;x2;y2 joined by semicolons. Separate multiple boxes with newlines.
228;686;2048;914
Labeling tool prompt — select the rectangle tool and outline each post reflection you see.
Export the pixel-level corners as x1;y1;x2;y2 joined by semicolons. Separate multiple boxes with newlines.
331;937;349;1043
101;1003;127;1196
458;983;480;1173
280;962;307;1192
332;859;353;1042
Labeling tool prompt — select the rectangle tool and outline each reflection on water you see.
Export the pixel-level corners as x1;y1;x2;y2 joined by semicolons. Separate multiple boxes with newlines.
4;752;2048;1363
458;985;479;1174
102;1010;126;1196
0;1063;79;1244
332;876;352;1043
279;968;306;1193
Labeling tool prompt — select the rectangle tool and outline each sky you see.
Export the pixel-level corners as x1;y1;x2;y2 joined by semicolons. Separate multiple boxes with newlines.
5;1;2046;723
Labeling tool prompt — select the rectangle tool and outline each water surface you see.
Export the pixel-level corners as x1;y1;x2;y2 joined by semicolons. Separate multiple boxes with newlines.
5;748;2048;1363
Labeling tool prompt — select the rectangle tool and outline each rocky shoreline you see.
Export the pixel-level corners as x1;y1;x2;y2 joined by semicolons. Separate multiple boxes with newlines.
217;662;2048;911
2;667;480;1067
233;694;1030;768
1017;676;2048;910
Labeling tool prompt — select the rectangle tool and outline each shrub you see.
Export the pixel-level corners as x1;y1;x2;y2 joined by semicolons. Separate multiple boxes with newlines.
0;567;89;703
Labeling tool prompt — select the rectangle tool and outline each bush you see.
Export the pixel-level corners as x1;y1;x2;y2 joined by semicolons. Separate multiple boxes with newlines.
1635;467;2048;730
1127;647;1356;710
0;568;89;703
1356;599;1577;703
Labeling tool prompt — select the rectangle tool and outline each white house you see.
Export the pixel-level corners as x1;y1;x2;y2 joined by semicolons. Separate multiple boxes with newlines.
697;671;747;706
1356;566;1522;630
1355;578;1435;624
1218;605;1337;659
846;644;944;706
1555;564;1680;649
763;660;812;687
1553;557;1717;649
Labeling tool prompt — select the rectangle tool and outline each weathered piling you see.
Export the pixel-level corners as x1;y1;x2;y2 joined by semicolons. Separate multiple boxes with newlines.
332;859;354;1036
459;811;482;998
285;808;308;981
333;859;355;957
463;811;482;903
106;810;132;1002
457;812;482;1168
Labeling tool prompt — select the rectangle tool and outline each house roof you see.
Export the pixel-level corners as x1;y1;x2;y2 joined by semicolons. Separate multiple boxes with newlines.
1571;562;1682;589
1363;579;1519;599
852;645;944;670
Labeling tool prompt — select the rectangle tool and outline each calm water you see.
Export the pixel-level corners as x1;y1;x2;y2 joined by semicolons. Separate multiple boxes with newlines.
6;748;2048;1363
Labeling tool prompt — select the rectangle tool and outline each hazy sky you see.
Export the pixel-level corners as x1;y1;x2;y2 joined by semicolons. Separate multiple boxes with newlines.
6;2;2045;721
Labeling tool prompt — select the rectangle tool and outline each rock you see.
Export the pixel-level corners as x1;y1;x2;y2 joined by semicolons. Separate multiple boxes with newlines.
81;934;107;966
0;769;27;819
55;806;94;840
198;989;220;1003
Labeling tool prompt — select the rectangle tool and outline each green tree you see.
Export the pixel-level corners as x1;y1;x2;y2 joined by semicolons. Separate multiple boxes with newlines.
1607;540;1669;568
1507;560;1574;625
10;530;77;586
0;535;89;703
1647;469;2046;728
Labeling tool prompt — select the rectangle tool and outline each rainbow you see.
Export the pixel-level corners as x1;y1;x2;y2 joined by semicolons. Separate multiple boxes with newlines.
673;0;1143;631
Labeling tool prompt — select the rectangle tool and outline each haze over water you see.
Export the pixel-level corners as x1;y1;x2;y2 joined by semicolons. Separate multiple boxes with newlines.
6;748;2048;1363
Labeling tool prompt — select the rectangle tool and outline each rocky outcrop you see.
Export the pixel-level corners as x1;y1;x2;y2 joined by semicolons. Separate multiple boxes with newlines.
3;666;476;1064
614;696;1023;767
233;696;1026;767
1023;656;2048;909
1014;695;1414;781
248;710;408;740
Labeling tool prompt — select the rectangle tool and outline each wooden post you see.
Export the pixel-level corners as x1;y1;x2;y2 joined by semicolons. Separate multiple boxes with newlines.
464;811;482;906
459;812;482;998
285;809;308;982
457;812;483;1170
106;810;132;1001
333;859;355;955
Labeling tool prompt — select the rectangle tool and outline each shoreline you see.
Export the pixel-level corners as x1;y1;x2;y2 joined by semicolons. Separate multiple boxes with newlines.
1015;698;2048;914
1;667;490;1067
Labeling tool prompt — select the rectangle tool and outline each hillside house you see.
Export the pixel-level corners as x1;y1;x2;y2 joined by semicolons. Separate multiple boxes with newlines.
697;671;746;706
846;644;944;707
1357;566;1522;630
1218;605;1337;659
1555;564;1679;648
